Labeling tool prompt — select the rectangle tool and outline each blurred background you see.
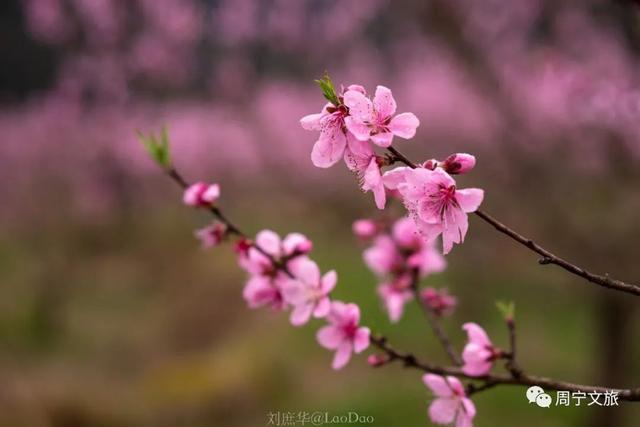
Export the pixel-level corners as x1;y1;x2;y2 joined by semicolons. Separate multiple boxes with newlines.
1;0;639;426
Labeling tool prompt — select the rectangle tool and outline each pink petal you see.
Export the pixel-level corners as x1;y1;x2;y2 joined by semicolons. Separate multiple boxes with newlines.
422;374;454;398
255;230;282;257
389;112;420;139
446;376;465;396
370;131;394;147
282;233;311;256
346;134;373;158
461;397;476;419
300;112;324;131
455;413;473;427
345;116;371;141
456;189;484;213
281;279;306;305
313;297;331;318
316;325;343;349
353;327;370;353
343;90;373;122
382;167;411;190
428;398;458;424
290;303;314;326
332;342;353;370
202;184;220;203
290;257;320;286
321;270;337;293
462;323;492;347
311;129;347;168
373;85;397;118
462;358;492;377
344;303;361;325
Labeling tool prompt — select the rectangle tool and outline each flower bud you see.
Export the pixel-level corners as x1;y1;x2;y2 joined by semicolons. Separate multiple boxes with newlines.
194;222;227;249
367;354;388;367
423;159;439;170
183;182;220;207
352;219;378;239
441;153;476;175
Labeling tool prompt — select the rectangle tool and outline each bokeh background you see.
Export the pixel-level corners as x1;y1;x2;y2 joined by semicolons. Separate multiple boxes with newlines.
1;0;640;426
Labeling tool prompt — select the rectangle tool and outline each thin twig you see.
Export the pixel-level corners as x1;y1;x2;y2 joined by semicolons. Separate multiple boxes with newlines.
505;316;522;378
160;162;640;403
370;335;640;401
385;148;640;296
409;269;461;366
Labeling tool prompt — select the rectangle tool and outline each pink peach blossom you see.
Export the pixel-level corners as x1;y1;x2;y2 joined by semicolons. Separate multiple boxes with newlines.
421;287;457;317
316;301;370;369
194;222;226;249
300;85;366;168
423;374;476;427
282;257;336;326
183;182;220;207
343;85;419;147
461;322;498;377
383;167;484;254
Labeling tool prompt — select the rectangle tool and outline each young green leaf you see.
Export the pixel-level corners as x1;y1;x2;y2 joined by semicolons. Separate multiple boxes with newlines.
137;127;171;169
314;72;340;106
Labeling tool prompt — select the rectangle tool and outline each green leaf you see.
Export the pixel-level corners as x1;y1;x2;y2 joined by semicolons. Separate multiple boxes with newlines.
137;126;172;168
496;300;515;320
314;72;340;106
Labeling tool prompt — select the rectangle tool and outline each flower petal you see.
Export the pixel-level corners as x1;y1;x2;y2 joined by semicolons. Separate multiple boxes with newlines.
422;374;454;398
255;230;282;257
370;131;394;147
332;342;353;369
300;113;324;131
345;116;371;141
462;323;492;347
389;112;420;139
373;85;397;118
290;303;314;326
343;90;373;122
353;327;370;353
428;398;458;424
311;130;347;168
456;189;484;213
316;326;343;349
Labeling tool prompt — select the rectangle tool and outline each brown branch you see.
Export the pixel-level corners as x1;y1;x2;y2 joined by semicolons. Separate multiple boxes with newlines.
408;269;461;366
505;317;522;378
159;162;640;404
370;335;640;401
385;148;640;296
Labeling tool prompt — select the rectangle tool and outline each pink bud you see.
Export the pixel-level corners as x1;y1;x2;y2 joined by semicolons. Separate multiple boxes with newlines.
352;219;378;239
367;354;388;367
421;287;457;317
194;222;227;249
183;182;220;207
234;238;252;255
423;159;439;170
441;153;476;175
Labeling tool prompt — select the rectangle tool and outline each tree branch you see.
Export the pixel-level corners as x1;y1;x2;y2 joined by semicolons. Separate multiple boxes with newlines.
370;335;640;401
385;148;640;296
161;162;640;404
